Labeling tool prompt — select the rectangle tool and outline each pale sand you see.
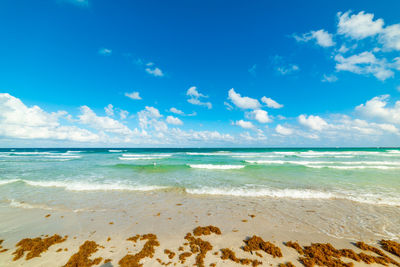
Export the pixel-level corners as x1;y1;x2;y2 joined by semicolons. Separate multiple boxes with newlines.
0;191;399;266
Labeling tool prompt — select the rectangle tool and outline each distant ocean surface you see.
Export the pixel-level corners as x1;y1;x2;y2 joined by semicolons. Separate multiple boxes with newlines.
1;148;400;207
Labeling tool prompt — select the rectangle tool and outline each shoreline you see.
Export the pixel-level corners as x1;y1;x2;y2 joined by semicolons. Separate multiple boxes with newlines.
1;191;399;266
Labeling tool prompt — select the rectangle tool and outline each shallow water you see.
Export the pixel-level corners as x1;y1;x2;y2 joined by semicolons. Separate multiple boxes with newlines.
0;148;400;241
1;148;399;206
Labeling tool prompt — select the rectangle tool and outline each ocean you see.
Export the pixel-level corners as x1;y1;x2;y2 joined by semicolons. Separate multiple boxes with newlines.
0;148;399;207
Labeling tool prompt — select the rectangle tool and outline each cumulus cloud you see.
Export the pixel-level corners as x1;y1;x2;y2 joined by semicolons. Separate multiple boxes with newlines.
166;116;183;125
186;86;212;109
125;91;142;100
356;95;400;124
275;124;293;135
334;51;394;81
228;88;260;109
322;74;338;83
145;67;164;77
380;24;400;51
294;29;335;47
234;120;255;129
337;11;384;39
0;93;99;142
298;115;328;131
169;107;184;115
261;97;283;109
78;106;133;135
246;110;271;123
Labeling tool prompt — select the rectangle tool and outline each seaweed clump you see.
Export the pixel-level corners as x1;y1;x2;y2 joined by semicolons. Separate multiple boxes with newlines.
243;235;282;258
63;240;102;267
119;234;160;267
0;239;8;253
380;240;400;258
184;232;213;267
279;262;295;267
13;234;67;261
193;226;221;236
220;248;262;266
164;249;175;259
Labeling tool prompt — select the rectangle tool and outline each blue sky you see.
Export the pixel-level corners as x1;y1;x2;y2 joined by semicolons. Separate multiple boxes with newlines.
0;0;400;147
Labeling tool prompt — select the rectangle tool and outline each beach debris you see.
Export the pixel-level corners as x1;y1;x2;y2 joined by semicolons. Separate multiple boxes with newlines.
184;232;213;267
104;258;112;263
283;241;400;267
13;234;67;261
119;234;160;267
279;262;295;267
179;252;192;263
45;214;51;218
0;239;8;253
243;235;282;258
164;249;175;259
285;241;304;255
109;222;114;225
356;241;400;266
193;226;221;236
220;248;262;266
127;235;140;243
380;240;400;258
63;241;102;267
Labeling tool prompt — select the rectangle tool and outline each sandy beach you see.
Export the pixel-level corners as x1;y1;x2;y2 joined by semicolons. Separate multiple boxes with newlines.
1;191;399;266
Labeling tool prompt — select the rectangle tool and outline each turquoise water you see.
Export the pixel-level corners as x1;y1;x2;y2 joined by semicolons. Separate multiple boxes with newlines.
0;148;400;207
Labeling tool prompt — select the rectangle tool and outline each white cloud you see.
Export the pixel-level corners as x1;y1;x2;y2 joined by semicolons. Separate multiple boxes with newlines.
99;48;112;56
261;96;283;109
125;91;142;100
322;74;338;83
298;114;328;131
0;93;99;142
356;95;400;124
337;11;384;39
78;106;133;135
169;107;184;115
119;110;129;120
104;104;114;116
294;29;335;47
276;64;299;75
228;88;260;109
166;116;183;125
246;109;271;123
186;86;212;109
145;67;164;77
334;51;394;81
380;24;400;51
224;101;233;111
234;120;255;129
275;124;293;135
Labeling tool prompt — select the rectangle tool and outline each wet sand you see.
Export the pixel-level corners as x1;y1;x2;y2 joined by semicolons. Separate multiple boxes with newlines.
0;191;399;266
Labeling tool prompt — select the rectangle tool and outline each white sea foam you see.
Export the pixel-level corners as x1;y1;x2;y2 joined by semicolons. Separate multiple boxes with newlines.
8;199;55;210
10;152;56;155
246;160;400;168
122;154;172;157
188;164;245;170
109;150;126;152
0;179;20;185
186;187;333;198
186;187;400;206
44;155;82;159
119;157;161;160
22;180;168;191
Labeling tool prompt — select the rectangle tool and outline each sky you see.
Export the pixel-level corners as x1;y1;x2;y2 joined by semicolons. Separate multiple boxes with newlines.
0;0;400;147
